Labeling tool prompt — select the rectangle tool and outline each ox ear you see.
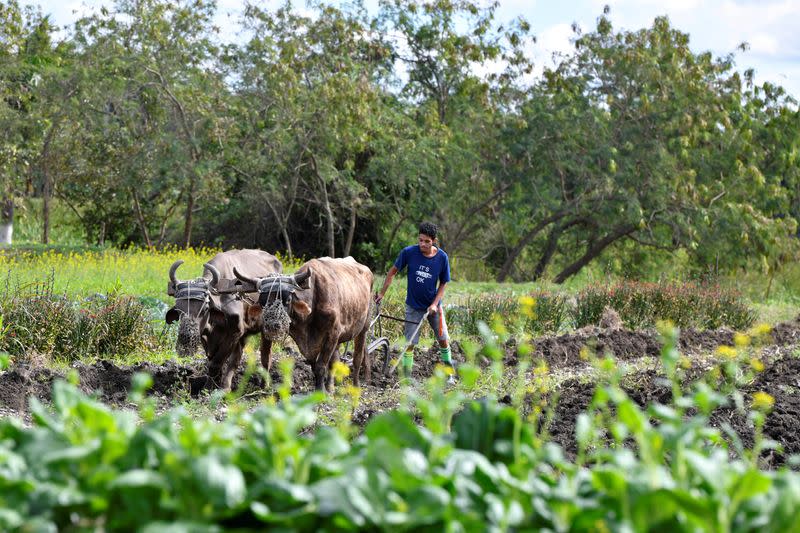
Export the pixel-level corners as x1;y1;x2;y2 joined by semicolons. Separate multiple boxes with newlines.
246;304;263;323
165;308;181;324
291;300;312;321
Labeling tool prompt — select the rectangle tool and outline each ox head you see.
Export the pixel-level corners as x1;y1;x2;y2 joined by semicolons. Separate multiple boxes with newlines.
166;259;223;356
233;266;312;340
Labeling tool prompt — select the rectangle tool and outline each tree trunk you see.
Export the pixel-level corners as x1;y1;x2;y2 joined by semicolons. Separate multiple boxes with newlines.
553;223;636;284
385;213;407;265
447;182;511;255
40;127;57;245
532;218;584;281
182;177;195;248
0;197;13;245
322;180;335;257
532;224;563;281
42;169;51;245
281;227;293;258
343;206;356;257
156;199;179;247
131;188;153;247
146;67;200;250
310;154;335;257
496;211;567;282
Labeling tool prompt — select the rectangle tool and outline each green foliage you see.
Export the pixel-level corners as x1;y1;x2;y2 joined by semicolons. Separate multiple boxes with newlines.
0;278;171;363
1;1;799;280
573;281;757;330
1;319;799;530
11;198;85;245
446;291;568;337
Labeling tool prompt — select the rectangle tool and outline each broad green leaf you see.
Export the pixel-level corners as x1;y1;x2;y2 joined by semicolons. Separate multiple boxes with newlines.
191;456;246;509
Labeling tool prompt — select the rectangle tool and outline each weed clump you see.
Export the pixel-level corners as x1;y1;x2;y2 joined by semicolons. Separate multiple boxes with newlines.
0;277;170;364
573;281;756;331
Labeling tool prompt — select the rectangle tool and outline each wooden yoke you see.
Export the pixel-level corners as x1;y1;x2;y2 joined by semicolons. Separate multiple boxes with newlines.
167;278;257;296
213;278;258;294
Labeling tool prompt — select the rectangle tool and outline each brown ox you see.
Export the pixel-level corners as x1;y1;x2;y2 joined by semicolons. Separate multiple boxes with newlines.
166;249;282;390
234;257;373;392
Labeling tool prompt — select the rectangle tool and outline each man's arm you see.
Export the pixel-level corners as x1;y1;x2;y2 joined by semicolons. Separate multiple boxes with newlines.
375;265;399;303
428;281;447;315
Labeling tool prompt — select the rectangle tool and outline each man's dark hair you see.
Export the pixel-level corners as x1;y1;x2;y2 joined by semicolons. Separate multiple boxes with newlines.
418;222;438;239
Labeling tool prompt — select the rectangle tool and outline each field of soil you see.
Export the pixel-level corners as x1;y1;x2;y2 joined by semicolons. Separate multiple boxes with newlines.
2;316;800;467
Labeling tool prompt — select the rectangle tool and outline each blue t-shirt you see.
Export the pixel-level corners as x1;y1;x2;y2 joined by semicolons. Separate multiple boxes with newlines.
394;245;451;310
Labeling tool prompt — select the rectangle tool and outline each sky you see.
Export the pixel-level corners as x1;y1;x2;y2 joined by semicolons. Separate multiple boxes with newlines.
39;0;800;99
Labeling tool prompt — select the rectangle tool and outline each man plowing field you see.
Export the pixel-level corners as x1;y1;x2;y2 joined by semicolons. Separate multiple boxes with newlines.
375;222;456;385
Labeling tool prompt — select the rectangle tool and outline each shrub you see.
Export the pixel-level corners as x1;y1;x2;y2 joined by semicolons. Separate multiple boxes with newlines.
0;280;170;363
572;281;756;330
446;292;567;337
526;291;568;335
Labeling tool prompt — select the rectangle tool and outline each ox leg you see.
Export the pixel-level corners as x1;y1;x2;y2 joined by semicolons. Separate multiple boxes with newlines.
220;341;244;392
314;338;338;393
259;335;273;373
326;348;340;394
351;328;369;387
207;349;226;390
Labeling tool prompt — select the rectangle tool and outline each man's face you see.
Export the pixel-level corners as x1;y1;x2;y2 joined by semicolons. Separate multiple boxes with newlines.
418;233;434;253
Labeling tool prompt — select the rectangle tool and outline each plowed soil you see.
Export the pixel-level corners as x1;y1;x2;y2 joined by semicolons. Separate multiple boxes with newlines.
2;316;800;467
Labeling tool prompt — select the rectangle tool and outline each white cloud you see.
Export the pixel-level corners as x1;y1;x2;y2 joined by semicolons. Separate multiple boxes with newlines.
576;0;800;96
527;22;577;79
747;33;780;56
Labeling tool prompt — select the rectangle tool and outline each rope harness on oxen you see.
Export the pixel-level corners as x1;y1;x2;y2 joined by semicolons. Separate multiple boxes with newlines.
255;274;300;340
173;278;210;356
174;278;211;316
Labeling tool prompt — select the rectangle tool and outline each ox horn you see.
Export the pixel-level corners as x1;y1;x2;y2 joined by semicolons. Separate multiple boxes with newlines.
233;266;258;287
292;267;312;288
168;260;184;284
204;263;221;287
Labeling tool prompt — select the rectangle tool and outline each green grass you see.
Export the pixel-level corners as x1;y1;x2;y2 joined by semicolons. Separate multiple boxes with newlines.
0;246;303;300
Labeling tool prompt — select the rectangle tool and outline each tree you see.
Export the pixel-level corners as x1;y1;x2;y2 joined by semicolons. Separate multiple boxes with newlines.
68;0;229;247
377;0;534;264
0;2;74;244
227;1;396;257
495;12;798;282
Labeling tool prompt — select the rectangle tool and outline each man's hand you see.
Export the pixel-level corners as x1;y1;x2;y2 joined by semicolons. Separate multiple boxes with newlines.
374;292;384;305
427;303;439;316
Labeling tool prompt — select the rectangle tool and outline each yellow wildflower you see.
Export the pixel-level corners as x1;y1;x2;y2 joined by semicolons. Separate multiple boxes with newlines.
491;314;508;335
733;333;750;347
715;345;737;359
750;323;772;338
437;363;455;376
749;358;765;372
519;296;536;319
331;361;350;380
592;519;611;533
751;391;775;411
345;385;361;403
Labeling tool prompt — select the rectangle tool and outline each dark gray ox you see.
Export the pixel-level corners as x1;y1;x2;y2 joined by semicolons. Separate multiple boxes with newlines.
166;249;282;390
233;256;373;392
